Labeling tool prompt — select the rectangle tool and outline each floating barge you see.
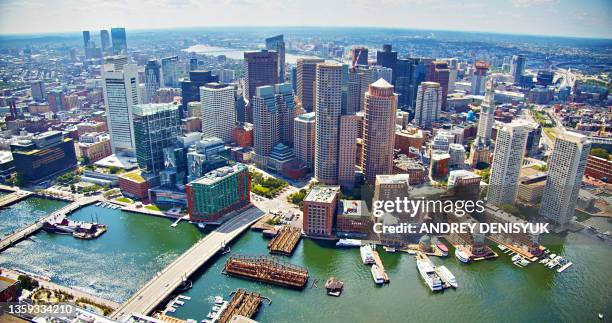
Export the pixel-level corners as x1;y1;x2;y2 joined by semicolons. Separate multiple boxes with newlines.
268;226;302;256
217;289;270;323
222;255;309;289
325;277;344;296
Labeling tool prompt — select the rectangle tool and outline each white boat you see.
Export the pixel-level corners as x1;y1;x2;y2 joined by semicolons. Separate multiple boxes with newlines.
540;258;550;264
519;259;530;267
175;300;185;306
207;312;215;319
511;255;521;262
214;296;223;305
557;261;573;273
436;265;458;288
336;239;362;247
360;245;376;265
455;248;470;263
406;250;417;255
497;244;507;251
416;254;443;291
166;308;176;313
212;306;221;312
370;265;385;284
198;223;207;229
178;295;191;300
549;253;557;259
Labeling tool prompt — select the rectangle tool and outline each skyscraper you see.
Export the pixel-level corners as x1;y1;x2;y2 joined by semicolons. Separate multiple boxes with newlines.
181;70;218;117
296;58;325;113
315;63;344;185
476;79;496;143
396;58;430;109
104;55;128;71
111;27;127;54
426;60;450;109
294;112;316;171
338;114;360;189
486;122;528;206
133;103;180;173
161;56;180;88
144;60;161;104
265;35;286;82
511;54;526;85
243;50;279;102
100;30;110;54
351;47;368;66
82;30;91;54
189;58;198;71
413;82;442;129
200;83;236;143
363;78;398;183
102;64;139;154
347;65;373;114
30;80;45;101
471;61;489;95
539;132;591;226
376;44;397;84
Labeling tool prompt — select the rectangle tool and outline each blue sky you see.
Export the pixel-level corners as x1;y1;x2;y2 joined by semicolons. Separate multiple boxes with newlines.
0;0;610;38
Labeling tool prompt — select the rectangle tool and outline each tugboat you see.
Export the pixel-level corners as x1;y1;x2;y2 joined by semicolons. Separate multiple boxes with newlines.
177;279;193;292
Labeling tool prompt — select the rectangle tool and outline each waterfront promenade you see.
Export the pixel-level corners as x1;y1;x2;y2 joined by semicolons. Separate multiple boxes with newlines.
111;205;265;321
0;190;33;208
0;195;101;251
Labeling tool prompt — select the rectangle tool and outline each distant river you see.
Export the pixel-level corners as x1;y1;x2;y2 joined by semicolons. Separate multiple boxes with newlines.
183;44;322;64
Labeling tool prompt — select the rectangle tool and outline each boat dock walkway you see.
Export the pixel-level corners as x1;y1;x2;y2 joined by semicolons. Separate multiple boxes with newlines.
268;226;301;256
372;248;390;283
217;289;269;323
110;206;265;321
0;196;101;252
0;190;33;209
488;236;537;261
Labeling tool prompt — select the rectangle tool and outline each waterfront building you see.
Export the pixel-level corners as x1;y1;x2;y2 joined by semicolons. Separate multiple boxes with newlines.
186;163;250;223
539;131;591;227
118;169;153;203
161;56;180;88
487;122;528;206
296;58;325;113
363;78;397;183
78;133;112;163
471;61;489;95
10;131;77;183
186;136;227;182
111;27;127;54
315;63;344;185
336;200;372;237
265;34;286;81
303;186;340;237
200;82;236;143
413;82;442;129
338;114;360;189
351;47;368;66
133;103;181;174
376;44;397;84
144;60;161;104
294;112;316;171
102;63;139;154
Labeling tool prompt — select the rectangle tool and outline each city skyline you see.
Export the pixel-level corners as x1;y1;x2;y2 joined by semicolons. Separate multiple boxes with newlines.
0;0;611;39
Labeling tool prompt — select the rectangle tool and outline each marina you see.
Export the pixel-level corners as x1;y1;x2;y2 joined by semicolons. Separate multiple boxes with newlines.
267;226;302;256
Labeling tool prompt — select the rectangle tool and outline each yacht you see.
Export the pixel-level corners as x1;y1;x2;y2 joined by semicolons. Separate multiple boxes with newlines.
360;245;376;265
416;254;443;292
336;239;362;248
436;265;458;288
370;265;385;285
214;296;224;305
455;248;470;263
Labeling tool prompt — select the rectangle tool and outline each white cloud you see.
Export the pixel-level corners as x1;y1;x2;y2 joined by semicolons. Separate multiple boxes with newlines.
512;0;559;8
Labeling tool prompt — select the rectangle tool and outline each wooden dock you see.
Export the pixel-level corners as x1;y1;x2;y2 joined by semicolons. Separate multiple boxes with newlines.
268;226;301;256
223;255;309;289
371;248;390;283
217;289;269;323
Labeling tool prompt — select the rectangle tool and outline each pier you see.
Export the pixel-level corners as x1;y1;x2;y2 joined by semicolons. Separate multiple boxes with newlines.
217;289;269;323
371;248;390;283
223;255;309;289
0;196;101;251
0;190;33;209
110;206;264;321
268;226;301;256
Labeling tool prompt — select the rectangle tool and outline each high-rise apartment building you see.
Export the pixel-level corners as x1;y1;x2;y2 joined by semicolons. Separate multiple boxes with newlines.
315;63;344;185
363;79;398;183
252;83;296;159
111;27;127;54
265;35;286;82
161;56;180;88
539;131;591;226
471;61;489;95
486;122;528;206
296;58;325;113
200;83;236;143
347;65;373;114
133;103;181;173
338;114;360;188
294;112;316;171
144;60;161;104
102;64;139;154
413;82;442;129
376;44;397;84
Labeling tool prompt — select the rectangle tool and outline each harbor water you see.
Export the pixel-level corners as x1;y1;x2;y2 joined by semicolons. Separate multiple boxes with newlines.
0;196;68;236
0;197;610;322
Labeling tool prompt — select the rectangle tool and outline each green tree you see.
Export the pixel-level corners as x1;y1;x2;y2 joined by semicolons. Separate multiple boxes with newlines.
17;275;39;290
591;148;610;160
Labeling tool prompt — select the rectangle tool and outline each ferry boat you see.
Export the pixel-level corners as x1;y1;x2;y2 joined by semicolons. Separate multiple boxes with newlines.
455;248;470;263
436;242;449;256
416;254;443;292
436;265;458;288
370;265;385;285
336;239;362;248
360;245;376;265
